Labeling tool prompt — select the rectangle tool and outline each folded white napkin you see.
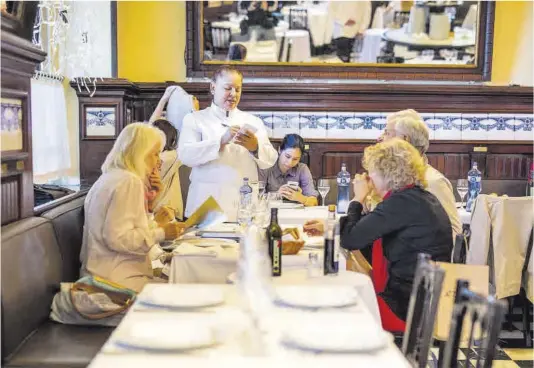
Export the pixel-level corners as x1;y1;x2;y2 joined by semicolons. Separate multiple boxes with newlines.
172;243;223;257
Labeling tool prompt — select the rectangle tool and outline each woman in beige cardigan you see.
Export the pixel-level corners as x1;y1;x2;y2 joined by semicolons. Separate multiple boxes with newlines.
80;123;186;292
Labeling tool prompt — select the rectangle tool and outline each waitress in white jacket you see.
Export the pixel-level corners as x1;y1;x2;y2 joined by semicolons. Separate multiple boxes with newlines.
178;66;277;221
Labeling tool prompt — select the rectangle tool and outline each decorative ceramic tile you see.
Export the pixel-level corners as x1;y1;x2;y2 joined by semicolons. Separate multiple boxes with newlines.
514;114;534;141
300;113;327;139
419;113;436;140
486;114;515;141
1;98;23;151
461;113;489;141
326;113;356;139
86;107;116;137
353;113;382;140
272;112;299;139
433;113;462;140
253;111;274;138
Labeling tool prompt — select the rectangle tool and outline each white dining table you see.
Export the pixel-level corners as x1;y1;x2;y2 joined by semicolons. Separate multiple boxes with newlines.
88;284;410;367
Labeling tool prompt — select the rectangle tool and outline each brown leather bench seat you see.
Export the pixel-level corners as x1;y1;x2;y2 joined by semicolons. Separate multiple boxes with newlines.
1;194;113;368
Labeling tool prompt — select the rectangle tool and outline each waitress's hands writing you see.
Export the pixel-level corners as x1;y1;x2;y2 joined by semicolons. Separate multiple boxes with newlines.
234;129;258;152
220;126;240;146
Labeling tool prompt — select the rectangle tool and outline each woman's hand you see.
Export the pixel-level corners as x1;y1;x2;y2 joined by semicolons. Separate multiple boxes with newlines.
234;129;259;152
279;185;305;203
161;86;178;103
154;206;175;226
352;173;372;204
162;222;187;240
221;126;240;146
303;219;325;236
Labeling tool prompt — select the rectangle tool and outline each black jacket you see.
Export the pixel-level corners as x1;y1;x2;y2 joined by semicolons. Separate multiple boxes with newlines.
340;186;453;320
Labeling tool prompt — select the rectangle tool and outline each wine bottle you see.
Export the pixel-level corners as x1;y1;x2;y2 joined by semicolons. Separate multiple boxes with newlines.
324;205;338;275
267;207;282;276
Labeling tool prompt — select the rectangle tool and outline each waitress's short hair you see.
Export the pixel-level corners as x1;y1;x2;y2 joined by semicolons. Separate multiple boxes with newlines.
101;122;165;179
152;119;178;151
212;65;243;82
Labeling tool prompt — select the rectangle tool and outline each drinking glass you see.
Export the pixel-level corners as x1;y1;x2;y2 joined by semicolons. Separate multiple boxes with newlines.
307;252;322;278
267;192;282;208
258;181;266;199
457;179;468;209
421;49;434;62
317;179;330;207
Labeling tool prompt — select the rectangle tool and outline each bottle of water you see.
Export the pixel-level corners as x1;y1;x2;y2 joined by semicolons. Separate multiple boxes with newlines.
466;162;482;212
238;177;253;226
336;163;351;214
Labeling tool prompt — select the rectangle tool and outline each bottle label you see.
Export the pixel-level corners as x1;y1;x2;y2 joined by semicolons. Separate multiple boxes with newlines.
272;239;281;274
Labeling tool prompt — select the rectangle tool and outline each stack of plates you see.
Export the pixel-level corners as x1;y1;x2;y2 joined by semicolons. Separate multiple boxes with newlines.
137;285;225;310
161;238;237;251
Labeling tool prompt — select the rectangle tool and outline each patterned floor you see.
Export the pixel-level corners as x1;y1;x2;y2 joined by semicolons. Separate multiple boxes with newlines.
396;303;534;367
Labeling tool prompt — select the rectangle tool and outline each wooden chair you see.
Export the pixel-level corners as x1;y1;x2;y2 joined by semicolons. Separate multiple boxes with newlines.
441;280;507;368
402;253;446;368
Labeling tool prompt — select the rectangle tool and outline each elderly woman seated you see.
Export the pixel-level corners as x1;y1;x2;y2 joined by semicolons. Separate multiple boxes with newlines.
80;123;186;292
304;138;452;332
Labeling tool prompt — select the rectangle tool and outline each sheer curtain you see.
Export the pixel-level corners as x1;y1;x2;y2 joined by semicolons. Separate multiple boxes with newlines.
31;77;71;176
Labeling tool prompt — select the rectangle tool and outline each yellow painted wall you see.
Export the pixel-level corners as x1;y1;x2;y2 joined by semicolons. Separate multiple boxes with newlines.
117;1;533;85
491;1;533;85
117;1;186;82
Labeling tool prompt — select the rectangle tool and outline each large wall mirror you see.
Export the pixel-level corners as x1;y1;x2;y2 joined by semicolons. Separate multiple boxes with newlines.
186;1;494;81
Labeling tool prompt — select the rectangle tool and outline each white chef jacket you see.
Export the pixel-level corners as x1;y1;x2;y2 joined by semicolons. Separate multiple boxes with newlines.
178;103;277;221
329;0;372;39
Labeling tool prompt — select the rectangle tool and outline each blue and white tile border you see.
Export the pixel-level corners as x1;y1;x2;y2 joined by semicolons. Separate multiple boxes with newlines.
252;111;534;141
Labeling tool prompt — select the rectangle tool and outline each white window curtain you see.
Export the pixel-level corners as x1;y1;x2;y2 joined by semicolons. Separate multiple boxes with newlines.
31;77;71;176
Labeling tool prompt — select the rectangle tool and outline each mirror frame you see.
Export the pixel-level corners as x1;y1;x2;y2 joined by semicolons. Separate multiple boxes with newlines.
186;1;495;81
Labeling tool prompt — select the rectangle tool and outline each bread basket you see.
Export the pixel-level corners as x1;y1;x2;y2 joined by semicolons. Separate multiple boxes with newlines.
282;228;304;255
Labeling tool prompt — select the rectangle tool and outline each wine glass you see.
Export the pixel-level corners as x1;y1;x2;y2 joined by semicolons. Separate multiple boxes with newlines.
258;181;266;199
317;179;330;207
457;179;468;209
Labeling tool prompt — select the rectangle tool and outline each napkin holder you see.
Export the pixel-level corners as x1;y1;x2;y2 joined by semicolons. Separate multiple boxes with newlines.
282;228;305;255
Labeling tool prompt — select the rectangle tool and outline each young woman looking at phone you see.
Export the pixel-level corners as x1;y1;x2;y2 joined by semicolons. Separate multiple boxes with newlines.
259;134;318;206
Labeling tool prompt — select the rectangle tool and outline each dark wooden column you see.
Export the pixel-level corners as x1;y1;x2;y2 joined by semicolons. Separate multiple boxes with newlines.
1;6;46;224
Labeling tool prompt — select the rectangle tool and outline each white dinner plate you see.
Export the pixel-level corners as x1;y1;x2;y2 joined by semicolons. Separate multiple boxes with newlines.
114;318;220;352
281;313;390;353
137;285;225;309
275;285;358;309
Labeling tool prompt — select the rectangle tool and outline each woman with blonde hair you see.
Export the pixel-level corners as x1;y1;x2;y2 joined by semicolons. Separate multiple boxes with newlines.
304;138;452;332
80;123;186;292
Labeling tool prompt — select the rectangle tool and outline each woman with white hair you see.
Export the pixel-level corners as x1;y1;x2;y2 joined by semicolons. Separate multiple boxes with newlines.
305;139;452;332
80;123;186;292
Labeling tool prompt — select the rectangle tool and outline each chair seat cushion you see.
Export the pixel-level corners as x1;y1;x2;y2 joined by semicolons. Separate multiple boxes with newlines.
4;321;113;368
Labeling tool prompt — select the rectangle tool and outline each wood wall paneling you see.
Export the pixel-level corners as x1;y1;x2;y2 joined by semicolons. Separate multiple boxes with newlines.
70;79;533;186
1;19;46;224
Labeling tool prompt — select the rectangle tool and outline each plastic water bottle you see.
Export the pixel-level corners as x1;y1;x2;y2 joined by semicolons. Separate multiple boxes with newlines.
238;178;253;226
466;162;482;212
336;163;351;214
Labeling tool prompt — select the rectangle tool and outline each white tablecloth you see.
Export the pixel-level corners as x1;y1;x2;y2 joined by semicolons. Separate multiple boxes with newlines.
359;28;385;63
458;207;471;225
281;5;332;46
278;206;329;225
279;29;311;62
89;284;410;367
226;269;381;324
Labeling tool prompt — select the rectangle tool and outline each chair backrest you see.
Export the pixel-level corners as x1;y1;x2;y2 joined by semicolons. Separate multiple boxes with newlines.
468;195;533;299
211;25;231;49
1;217;62;360
452;233;467;264
179;164;192;210
289;8;308;30
402;253;445;368
441;280;507;368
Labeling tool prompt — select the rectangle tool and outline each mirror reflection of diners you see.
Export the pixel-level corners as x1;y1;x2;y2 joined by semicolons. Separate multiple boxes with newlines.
202;0;479;66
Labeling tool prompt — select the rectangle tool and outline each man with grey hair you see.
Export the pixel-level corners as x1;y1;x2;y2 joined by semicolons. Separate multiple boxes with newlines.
379;110;462;240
